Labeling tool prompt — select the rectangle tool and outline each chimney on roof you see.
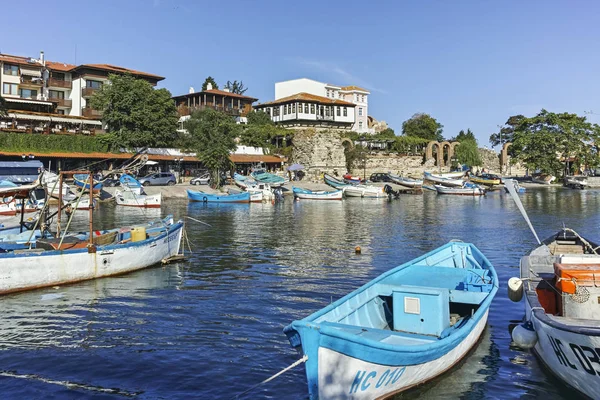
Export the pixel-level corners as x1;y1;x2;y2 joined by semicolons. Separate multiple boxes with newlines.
189;86;195;94
222;88;230;93
40;51;45;66
207;82;213;91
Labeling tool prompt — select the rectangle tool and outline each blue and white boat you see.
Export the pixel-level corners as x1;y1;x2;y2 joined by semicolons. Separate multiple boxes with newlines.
324;174;351;189
284;242;498;400
73;174;103;193
388;174;423;188
292;187;343;200
187;189;250;203
251;169;287;187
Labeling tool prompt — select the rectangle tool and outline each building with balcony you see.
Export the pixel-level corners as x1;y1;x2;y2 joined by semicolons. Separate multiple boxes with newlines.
0;51;164;134
253;92;356;130
272;78;372;133
173;84;258;125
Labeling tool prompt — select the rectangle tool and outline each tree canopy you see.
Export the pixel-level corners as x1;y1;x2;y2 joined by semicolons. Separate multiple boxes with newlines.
454;135;481;168
401;113;444;141
202;76;219;91
184;108;241;187
489;115;525;148
223;80;247;95
237;111;289;149
510;109;600;175
89;74;179;149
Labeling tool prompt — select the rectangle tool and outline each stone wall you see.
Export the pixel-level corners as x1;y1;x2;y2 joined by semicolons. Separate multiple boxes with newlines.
291;128;346;175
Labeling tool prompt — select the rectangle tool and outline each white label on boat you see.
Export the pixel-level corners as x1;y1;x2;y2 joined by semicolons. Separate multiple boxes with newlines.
404;297;420;314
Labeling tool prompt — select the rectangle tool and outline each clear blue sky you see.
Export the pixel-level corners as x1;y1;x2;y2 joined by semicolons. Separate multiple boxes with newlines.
3;0;599;147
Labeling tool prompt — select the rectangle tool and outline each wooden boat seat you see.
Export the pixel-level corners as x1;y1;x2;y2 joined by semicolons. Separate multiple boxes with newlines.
319;321;437;346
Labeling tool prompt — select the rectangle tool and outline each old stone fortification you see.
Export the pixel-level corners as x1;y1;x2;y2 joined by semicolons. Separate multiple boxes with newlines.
291;129;346;174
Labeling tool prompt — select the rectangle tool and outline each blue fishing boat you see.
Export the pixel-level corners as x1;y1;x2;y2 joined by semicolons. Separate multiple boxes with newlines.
73;174;103;193
284;241;498;400
187;189;250;203
251;169;287;187
323;174;351;189
292;186;343;200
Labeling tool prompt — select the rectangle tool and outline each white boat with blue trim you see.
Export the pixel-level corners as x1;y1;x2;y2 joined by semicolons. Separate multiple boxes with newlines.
284;241;498;399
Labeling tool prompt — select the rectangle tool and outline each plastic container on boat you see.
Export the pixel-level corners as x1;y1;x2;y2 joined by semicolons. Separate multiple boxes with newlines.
131;227;147;242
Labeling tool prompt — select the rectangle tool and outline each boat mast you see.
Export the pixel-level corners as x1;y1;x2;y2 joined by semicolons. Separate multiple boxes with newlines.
57;173;63;237
88;173;93;246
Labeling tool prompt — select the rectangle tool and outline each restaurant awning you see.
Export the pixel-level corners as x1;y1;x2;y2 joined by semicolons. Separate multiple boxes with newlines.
50;116;102;125
8;113;51;122
19;67;42;77
5;98;52;106
229;154;284;163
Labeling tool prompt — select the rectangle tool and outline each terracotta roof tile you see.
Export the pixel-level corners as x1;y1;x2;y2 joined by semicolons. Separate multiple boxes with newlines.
46;61;76;72
174;89;258;101
77;64;164;80
257;92;356;107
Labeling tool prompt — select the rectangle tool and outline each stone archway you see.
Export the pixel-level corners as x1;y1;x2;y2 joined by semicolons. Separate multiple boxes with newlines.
439;141;451;166
426;141;439;161
341;138;354;150
426;140;460;166
500;142;512;171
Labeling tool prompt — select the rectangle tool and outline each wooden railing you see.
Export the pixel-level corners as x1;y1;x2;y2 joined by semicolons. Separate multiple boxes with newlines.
20;76;43;86
50;98;72;108
82;87;99;97
48;78;72;89
82;107;102;118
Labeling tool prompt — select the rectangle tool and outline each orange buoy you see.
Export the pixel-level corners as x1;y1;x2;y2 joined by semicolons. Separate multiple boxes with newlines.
355;246;361;254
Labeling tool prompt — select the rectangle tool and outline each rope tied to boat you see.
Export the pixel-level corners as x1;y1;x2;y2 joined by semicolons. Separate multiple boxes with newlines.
562;228;600;255
232;355;308;399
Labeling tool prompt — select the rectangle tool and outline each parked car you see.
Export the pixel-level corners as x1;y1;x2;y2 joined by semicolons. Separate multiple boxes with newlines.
138;172;176;186
191;173;211;185
369;173;393;183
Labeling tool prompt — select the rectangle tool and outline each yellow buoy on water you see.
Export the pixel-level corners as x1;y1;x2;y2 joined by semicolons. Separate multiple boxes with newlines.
355;246;361;254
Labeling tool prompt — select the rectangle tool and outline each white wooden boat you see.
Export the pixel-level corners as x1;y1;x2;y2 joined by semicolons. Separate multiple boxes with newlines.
343;185;385;198
115;189;161;208
564;176;588;189
293;187;343;200
435;183;485;196
0;201;17;216
428;171;466;179
531;174;556;185
0;218;183;295
285;242;498;399
510;229;600;399
245;182;275;202
423;172;464;187
388;174;423;188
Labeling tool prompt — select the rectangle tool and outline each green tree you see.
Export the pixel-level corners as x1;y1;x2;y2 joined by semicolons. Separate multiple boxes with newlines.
224;80;247;95
392;136;429;154
202;76;219;91
246;110;273;126
454;140;482;167
375;127;395;139
401;113;444;141
0;96;6;117
185;108;241;188
511;109;600;176
452;128;476;142
344;144;368;174
489;115;525;148
239;111;289;149
90;74;179;149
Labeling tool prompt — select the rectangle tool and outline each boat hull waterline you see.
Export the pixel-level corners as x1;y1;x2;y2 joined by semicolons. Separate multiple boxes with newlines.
0;222;183;295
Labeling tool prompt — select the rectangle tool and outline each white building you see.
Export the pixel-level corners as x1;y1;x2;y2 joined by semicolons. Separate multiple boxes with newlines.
254;92;356;130
273;78;372;133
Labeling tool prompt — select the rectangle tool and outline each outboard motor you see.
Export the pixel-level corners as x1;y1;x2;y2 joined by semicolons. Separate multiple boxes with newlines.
383;184;399;200
273;187;284;202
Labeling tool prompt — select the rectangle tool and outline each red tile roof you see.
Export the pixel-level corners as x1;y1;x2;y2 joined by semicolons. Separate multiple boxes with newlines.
77;64;164;81
257;92;356;107
46;60;77;72
174;89;258;101
0;54;43;68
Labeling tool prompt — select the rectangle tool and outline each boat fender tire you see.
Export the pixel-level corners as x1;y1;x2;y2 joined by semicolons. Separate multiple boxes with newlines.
202;196;208;203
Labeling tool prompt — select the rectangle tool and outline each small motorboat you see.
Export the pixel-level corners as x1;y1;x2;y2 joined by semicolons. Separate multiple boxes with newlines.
531;174;556;185
285;241;498;399
115;174;161;208
503;180;525;194
423;172;464;187
324;173;351;189
187;189;250;203
343;184;385;198
343;173;362;184
73;173;103;193
292;187;343;200
564;176;588;190
469;173;502;187
388;174;423;188
251;169;287;187
435;182;485;196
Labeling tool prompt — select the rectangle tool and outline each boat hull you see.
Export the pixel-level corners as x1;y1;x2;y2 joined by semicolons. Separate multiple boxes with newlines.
435;185;485;196
313;311;488;400
187;189;250;203
388;174;423;188
424;173;464;187
0;222;183;295
115;190;162;208
526;297;600;398
294;192;343;200
343;186;385;198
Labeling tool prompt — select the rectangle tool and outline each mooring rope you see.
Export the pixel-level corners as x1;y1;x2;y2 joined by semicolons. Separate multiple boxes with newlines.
232;355;308;399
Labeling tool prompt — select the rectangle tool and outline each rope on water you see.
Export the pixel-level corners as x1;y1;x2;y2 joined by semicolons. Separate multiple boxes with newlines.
233;355;308;399
185;216;212;227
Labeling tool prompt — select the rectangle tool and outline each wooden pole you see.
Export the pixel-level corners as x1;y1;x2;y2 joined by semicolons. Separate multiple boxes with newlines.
57;173;63;237
88;173;93;246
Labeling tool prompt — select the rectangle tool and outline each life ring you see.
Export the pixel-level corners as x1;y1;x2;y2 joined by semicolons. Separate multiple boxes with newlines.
202;196;208;203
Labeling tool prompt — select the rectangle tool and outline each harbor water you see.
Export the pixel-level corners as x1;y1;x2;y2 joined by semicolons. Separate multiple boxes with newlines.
0;187;598;399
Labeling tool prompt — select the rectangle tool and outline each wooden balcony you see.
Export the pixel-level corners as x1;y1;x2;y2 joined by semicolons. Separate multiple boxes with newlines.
82;87;99;97
20;76;43;86
48;78;72;89
50;98;72;108
82;107;102;119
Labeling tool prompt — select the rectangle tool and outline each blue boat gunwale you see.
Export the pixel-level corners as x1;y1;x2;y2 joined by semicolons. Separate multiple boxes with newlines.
0;221;183;259
187;189;250;202
285;242;498;365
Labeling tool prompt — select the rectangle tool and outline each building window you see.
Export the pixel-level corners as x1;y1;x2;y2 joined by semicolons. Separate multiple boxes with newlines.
359;121;363;130
3;83;18;95
292;103;296;113
56;109;65;115
325;107;330;117
19;89;38;99
86;80;102;89
311;104;315;114
304;103;309;114
359;107;363;116
343;107;347;117
49;90;65;99
336;107;340;116
3;64;18;76
52;72;66;81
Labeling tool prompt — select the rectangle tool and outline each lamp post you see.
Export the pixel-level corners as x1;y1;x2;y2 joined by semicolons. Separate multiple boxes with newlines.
176;157;184;183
